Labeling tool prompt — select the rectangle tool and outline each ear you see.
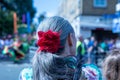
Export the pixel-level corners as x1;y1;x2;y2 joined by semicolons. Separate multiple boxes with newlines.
67;34;73;46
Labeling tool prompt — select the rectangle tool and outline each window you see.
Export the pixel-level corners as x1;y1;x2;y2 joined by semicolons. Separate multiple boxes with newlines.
94;0;107;8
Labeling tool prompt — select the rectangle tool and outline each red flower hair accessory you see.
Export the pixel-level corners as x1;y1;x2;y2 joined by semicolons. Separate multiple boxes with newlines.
37;30;60;53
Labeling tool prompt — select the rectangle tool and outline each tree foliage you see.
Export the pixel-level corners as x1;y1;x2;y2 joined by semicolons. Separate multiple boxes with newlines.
38;13;46;23
0;0;36;20
14;0;36;20
0;10;13;36
0;0;36;36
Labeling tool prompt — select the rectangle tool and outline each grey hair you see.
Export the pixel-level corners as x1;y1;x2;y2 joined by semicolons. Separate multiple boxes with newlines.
103;49;120;80
32;16;75;80
36;16;74;53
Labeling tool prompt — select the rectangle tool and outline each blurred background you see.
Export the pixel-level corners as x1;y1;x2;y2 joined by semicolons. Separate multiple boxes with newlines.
0;0;120;80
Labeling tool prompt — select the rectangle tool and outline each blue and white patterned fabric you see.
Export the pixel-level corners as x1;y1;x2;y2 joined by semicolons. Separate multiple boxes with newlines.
82;64;102;80
19;67;33;80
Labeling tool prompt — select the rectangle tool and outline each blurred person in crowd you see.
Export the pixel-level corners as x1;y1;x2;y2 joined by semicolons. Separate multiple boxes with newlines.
75;36;102;80
4;35;13;46
21;34;30;53
0;37;4;50
2;37;25;62
107;39;115;50
27;34;34;45
0;35;14;59
103;49;120;80
88;40;99;64
88;36;95;48
99;40;109;59
76;36;86;61
19;16;77;80
11;38;25;62
84;38;89;48
7;34;14;46
31;32;38;47
87;36;95;60
115;37;120;48
4;36;9;46
74;35;87;80
87;36;97;64
99;40;108;52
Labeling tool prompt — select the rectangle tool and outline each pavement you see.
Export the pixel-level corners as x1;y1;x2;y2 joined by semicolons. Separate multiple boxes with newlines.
0;60;31;80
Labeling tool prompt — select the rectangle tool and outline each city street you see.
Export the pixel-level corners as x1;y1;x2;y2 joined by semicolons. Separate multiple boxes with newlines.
0;0;120;80
0;61;31;80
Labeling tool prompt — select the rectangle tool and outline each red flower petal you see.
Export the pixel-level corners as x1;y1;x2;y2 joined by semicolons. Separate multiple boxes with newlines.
37;30;60;53
38;31;44;38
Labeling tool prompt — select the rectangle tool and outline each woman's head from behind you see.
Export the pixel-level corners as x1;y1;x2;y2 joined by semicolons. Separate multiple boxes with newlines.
33;16;76;80
36;16;76;55
103;49;120;80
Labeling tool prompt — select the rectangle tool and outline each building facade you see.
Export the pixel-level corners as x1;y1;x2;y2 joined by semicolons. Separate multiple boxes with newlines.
58;0;80;22
58;0;118;40
81;0;117;15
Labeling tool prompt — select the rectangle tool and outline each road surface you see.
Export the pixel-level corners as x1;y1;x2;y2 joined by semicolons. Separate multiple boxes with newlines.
0;61;31;80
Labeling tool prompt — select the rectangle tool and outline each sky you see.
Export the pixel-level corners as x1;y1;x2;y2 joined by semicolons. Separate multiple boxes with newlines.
33;0;61;19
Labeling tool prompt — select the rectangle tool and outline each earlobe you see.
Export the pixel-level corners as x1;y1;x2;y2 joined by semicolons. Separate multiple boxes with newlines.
68;34;73;46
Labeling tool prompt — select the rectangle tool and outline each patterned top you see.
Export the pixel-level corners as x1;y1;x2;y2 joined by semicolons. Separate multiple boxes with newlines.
19;67;33;80
19;64;102;80
82;64;102;80
19;56;77;80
